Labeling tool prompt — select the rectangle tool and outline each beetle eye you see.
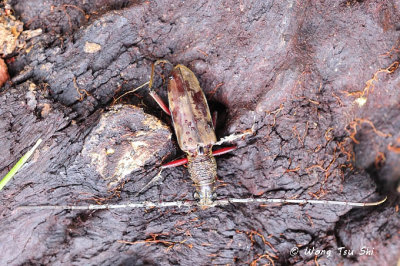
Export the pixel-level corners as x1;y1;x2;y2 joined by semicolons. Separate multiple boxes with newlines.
193;192;200;200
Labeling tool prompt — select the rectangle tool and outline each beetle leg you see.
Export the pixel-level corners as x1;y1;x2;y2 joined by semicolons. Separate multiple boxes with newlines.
113;60;172;105
148;59;173;115
149;90;171;115
162;157;188;169
113;81;150;104
149;60;172;89
212;146;237;156
134;169;164;197
161;146;236;170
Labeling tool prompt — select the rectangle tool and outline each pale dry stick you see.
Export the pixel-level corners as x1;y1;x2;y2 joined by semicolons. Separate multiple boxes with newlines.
214;115;257;146
214;128;254;146
16;196;387;211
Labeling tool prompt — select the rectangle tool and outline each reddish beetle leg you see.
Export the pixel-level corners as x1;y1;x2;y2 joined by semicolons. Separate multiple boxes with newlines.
162;146;237;169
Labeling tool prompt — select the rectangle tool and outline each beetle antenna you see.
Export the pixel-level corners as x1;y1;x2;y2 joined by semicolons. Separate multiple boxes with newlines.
15;196;387;211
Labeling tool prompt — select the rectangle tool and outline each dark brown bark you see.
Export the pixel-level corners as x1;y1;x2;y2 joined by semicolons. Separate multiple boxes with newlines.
1;1;399;265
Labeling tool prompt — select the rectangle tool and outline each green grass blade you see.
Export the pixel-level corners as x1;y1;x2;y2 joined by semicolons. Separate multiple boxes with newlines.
0;138;42;191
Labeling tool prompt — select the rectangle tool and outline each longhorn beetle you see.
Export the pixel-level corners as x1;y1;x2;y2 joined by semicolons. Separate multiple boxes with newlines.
143;60;253;207
16;61;387;211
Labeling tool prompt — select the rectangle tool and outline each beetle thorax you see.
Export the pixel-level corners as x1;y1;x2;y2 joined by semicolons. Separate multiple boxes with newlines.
187;152;217;186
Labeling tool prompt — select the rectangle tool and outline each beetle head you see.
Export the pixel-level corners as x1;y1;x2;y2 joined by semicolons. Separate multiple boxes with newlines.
193;185;217;207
